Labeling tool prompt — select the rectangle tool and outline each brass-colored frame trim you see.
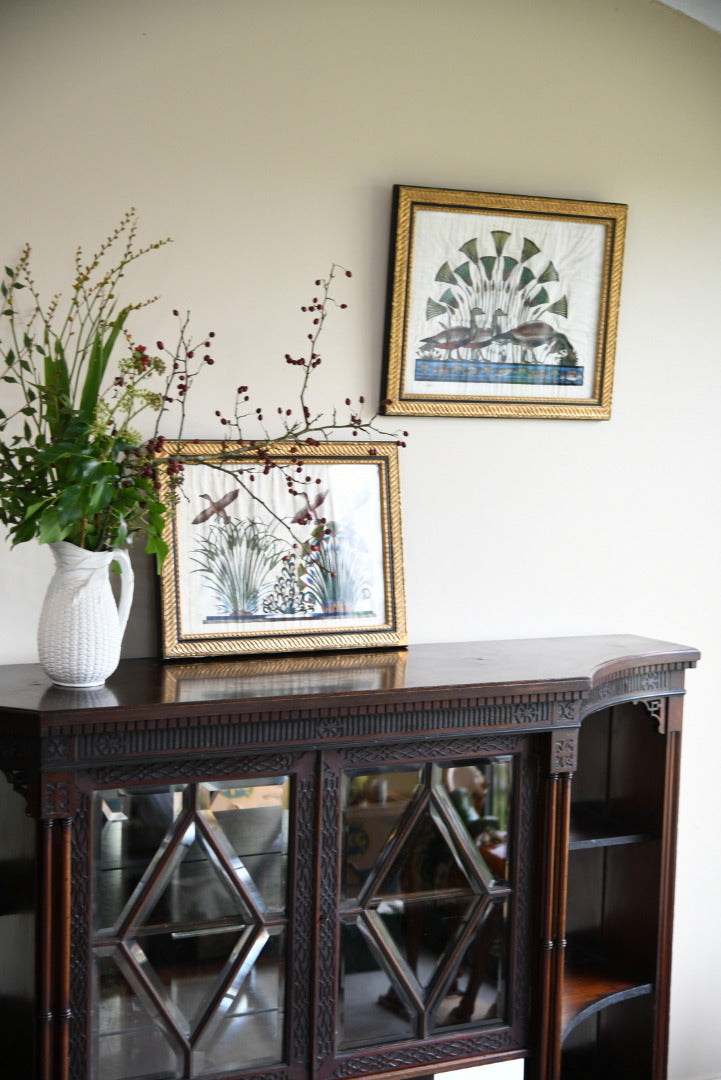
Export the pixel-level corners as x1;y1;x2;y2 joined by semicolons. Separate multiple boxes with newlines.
161;648;408;700
158;441;407;659
382;185;627;420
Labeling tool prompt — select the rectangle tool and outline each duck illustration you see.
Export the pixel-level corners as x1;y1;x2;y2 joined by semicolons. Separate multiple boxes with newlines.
492;321;578;364
465;325;495;352
421;307;486;358
192;489;239;524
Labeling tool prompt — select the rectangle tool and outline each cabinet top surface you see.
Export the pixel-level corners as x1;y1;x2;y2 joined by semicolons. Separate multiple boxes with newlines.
0;634;699;723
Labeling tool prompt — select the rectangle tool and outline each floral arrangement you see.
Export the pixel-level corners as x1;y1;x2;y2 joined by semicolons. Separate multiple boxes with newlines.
0;210;404;569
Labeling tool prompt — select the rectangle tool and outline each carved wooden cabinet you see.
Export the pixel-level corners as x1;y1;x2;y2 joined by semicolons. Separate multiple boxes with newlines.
0;635;698;1080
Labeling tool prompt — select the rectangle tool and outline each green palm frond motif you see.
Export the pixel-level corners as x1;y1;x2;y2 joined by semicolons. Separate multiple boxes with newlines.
418;228;578;376
424;232;569;336
191;517;286;616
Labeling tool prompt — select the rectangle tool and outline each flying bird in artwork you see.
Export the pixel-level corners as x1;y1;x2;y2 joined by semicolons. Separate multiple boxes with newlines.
192;489;239;524
291;489;327;525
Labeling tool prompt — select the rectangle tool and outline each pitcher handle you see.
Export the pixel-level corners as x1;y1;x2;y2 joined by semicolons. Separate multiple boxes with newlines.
112;549;135;638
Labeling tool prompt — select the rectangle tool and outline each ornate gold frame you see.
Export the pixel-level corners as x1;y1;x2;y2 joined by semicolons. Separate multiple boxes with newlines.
159;441;406;659
383;185;627;419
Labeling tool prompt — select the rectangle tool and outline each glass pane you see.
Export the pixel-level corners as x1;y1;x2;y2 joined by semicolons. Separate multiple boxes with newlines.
431;899;508;1031
441;760;513;882
91;952;182;1080
91;778;289;1079
338;756;515;1048
338;921;415;1048
93;786;186;933
342;767;422;901
141;834;254;930
198;779;289;911
195;928;286;1074
133;926;252;1032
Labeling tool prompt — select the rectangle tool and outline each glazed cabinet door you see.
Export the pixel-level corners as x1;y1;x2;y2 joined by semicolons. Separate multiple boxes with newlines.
314;733;541;1080
72;750;316;1080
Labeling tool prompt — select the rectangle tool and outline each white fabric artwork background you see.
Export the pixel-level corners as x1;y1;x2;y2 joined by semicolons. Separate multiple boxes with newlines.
404;208;607;401
175;461;386;636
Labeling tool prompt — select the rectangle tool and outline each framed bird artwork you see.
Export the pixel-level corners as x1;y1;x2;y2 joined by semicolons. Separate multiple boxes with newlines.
158;441;406;659
382;185;627;419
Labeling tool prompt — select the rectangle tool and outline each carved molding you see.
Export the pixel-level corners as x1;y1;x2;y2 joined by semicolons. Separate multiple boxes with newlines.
69;798;90;1080
316;761;341;1066
341;732;523;768
583;665;677;718
331;1029;514;1076
513;749;537;1023
291;773;315;1065
86;752;296;787
47;695;584;767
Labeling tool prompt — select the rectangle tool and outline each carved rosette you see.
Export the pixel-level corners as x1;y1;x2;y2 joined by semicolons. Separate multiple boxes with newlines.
553;733;578;774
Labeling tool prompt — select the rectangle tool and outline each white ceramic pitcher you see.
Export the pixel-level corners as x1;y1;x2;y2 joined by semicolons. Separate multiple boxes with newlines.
37;541;134;687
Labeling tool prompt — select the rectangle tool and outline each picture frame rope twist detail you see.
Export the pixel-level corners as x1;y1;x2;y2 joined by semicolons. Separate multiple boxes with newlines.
159;441;407;658
382;185;627;419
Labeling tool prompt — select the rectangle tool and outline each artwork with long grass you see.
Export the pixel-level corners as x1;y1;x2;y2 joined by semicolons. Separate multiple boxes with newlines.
160;441;406;658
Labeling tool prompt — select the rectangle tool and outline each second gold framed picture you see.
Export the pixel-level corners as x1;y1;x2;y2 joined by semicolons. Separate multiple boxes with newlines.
159;441;406;659
383;185;627;419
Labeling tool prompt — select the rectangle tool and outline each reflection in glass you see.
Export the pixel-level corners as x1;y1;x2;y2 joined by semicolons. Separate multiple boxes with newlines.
90;777;289;1079
92;952;183;1080
338;758;514;1049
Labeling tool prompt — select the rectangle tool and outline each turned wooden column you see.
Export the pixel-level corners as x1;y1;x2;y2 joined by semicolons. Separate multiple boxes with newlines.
31;773;76;1080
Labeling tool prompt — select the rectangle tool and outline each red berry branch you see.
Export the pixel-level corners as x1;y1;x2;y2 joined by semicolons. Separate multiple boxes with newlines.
0;210;407;570
156;263;407;544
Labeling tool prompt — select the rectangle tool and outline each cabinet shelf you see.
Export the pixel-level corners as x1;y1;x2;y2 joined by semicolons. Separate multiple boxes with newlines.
568;803;654;850
562;953;653;1039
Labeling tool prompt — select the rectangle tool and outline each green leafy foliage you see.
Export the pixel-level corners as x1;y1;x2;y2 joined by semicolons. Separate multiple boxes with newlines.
0;211;182;569
0;215;404;573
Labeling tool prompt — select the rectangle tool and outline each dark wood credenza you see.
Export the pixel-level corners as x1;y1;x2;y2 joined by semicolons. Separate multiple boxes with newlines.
0;635;699;1080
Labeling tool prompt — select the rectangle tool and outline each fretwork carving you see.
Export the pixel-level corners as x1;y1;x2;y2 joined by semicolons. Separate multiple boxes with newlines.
512;751;537;1025
635;697;666;733
86;752;296;787
69;798;89;1080
1;767;29;809
553;734;577;773
316;762;341;1066
39;774;75;819
332;1029;514;1076
341;733;522;769
291;773;315;1065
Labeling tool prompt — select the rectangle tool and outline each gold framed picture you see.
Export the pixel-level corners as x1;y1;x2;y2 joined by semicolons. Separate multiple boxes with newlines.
159;441;407;659
383;185;627;419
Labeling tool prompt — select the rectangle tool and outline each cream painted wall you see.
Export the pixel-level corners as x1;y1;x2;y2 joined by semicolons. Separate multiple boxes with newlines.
1;0;720;1076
